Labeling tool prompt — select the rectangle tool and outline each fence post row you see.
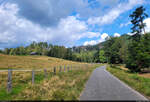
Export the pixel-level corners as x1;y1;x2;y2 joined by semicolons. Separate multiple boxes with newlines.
7;69;12;93
54;67;56;75
32;70;35;84
6;65;79;92
44;69;47;78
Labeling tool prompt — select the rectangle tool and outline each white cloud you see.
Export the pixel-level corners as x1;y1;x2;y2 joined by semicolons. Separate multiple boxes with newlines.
120;21;131;28
83;32;100;38
6;0;121;26
144;18;150;33
114;33;120;37
87;0;143;25
83;33;109;46
0;3;101;48
83;40;97;46
100;33;109;41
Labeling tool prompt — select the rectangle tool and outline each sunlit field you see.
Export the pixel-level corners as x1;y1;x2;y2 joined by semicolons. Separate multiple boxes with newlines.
0;54;89;70
0;54;102;100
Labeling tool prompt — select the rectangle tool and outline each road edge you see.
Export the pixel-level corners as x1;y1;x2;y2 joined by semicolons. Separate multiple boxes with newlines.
104;66;149;101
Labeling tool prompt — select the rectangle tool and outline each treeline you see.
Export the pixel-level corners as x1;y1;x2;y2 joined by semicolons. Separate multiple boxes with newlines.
102;33;150;71
1;41;100;63
102;6;150;72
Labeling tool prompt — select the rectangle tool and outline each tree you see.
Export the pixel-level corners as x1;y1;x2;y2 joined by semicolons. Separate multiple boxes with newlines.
126;6;149;72
140;33;150;68
129;6;148;41
19;46;26;55
4;48;10;54
93;50;100;63
99;50;106;63
103;37;122;64
9;48;15;55
118;35;130;63
126;33;150;72
103;36;115;63
0;50;2;53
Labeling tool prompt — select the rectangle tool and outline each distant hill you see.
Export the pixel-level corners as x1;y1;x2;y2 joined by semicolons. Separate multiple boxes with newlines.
72;34;131;52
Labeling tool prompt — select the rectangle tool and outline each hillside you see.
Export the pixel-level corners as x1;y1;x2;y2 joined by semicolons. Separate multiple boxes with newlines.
0;54;87;69
73;34;131;52
0;54;101;100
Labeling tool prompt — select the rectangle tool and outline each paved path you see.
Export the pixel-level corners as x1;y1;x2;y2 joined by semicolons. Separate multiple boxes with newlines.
80;65;148;100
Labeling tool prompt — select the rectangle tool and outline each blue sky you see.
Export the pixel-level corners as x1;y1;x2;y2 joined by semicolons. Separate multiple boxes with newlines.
0;0;150;49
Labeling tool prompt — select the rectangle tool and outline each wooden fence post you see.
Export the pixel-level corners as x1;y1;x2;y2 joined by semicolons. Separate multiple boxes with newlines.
32;70;35;84
59;66;62;72
44;69;47;78
7;69;12;93
67;66;69;72
54;67;56;75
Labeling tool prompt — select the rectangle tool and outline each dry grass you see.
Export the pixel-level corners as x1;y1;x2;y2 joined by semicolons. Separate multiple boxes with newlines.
107;65;150;100
13;67;95;100
115;64;129;71
0;54;88;69
0;64;101;100
139;73;150;78
115;64;150;79
0;54;101;100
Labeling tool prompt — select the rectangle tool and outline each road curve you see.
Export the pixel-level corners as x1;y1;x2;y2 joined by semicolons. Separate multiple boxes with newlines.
80;65;148;101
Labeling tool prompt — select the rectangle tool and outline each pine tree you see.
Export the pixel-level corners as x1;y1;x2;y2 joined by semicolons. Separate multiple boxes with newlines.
126;6;149;72
129;6;148;41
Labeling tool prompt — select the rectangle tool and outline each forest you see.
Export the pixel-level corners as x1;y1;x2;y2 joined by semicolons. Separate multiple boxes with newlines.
1;6;150;72
0;41;100;63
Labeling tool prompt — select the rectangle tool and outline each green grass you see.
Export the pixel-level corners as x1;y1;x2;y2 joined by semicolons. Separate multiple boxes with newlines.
0;71;52;100
0;54;102;100
0;64;101;100
107;65;150;99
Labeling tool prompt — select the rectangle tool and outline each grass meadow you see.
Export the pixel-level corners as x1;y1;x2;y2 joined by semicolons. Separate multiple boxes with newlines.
0;54;89;69
0;54;101;100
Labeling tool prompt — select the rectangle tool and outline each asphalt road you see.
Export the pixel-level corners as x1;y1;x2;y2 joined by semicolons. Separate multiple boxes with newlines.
80;65;148;101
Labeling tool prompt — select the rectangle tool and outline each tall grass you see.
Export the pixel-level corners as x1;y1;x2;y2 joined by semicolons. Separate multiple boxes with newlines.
0;64;101;100
107;65;150;100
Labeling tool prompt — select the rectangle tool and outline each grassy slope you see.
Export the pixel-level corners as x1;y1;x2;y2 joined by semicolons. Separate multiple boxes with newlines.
0;54;85;69
0;54;101;100
107;65;150;100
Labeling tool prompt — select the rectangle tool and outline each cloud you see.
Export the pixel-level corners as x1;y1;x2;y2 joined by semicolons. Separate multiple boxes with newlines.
120;21;131;28
7;0;120;27
100;33;109;41
9;0;77;26
114;33;121;37
83;33;109;46
0;3;100;48
0;0;147;49
83;32;100;38
87;0;143;25
144;18;150;33
83;40;97;46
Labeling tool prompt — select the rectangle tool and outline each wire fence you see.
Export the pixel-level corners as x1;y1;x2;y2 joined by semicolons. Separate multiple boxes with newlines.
0;64;92;93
